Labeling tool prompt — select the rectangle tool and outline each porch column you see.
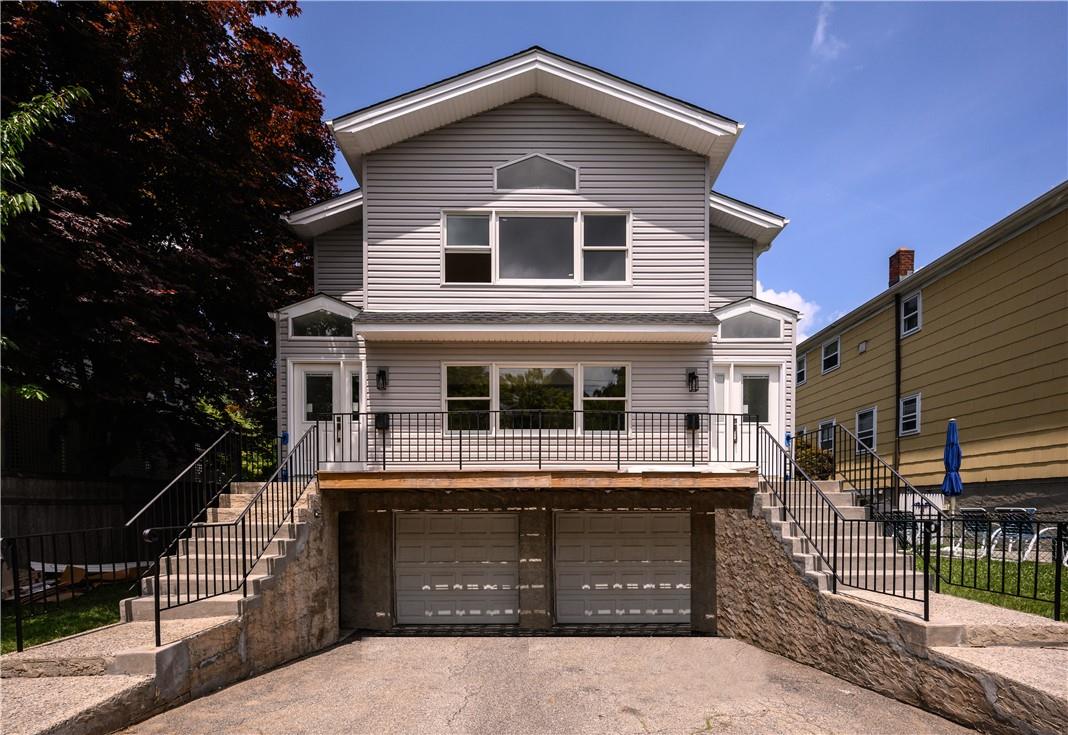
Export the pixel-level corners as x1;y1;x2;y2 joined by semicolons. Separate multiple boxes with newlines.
518;505;552;629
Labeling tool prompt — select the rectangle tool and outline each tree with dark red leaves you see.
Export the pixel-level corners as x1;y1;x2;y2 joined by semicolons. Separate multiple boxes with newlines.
1;2;337;473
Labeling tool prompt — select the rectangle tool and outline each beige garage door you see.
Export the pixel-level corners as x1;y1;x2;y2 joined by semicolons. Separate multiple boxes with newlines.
554;511;690;623
394;512;519;624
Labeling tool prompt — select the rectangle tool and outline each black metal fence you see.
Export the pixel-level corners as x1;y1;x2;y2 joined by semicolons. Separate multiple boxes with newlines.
314;410;761;469
142;426;319;646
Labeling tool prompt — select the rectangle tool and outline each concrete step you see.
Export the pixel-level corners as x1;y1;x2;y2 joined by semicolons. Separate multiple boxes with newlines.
229;481;267;493
812;552;919;574
765;504;870;521
159;552;277;577
779;529;902;555
142;572;269;597
759;488;858;510
188;521;297;541
216;493;257;509
123;592;260;622
180;536;289;557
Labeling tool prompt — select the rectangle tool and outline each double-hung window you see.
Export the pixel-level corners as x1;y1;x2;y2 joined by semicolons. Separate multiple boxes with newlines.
581;214;628;282
899;393;921;436
445;365;491;430
443;214;491;283
818;420;835;452
821;337;840;374
581;365;627;431
855;407;876;452
900;291;922;337
797;353;807;385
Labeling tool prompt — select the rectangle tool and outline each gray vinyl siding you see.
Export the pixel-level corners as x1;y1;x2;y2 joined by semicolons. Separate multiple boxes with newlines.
275;310;363;437
708;225;757;307
313;222;363;304
712;318;797;434
363;96;708;312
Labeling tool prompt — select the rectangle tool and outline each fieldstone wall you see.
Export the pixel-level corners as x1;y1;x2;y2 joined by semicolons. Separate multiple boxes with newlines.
715;507;1068;735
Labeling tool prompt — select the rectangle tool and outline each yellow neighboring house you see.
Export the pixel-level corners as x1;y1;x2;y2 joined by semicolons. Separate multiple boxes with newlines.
795;181;1068;510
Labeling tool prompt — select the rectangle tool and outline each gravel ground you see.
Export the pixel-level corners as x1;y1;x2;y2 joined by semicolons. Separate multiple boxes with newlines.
123;636;973;734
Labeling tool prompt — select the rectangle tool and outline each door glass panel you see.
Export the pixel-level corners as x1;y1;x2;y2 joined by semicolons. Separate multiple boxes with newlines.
305;374;334;421
350;374;361;416
741;375;770;423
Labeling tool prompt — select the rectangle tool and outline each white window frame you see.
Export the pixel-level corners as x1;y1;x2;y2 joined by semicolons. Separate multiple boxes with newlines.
900;290;922;337
493;152;579;193
285;295;359;340
579;362;631;432
899;393;922;436
714;300;785;342
818;419;836;452
797;353;807;386
580;212;632;284
439;361;631;435
821;336;840;374
855;406;877;453
439;208;632;286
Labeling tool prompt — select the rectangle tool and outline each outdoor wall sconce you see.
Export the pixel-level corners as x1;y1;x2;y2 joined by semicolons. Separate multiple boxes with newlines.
375;367;389;391
686;368;700;393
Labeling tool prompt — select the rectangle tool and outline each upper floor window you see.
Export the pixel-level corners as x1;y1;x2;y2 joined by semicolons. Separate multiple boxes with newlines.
899;393;921;436
818;419;835;451
721;312;782;339
900;291;922;337
291;309;353;337
821;337;840;374
442;210;629;285
797;353;807;385
856;407;876;451
495;154;577;191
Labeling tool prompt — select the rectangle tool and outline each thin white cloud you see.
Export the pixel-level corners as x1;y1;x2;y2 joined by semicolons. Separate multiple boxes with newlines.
756;281;822;341
811;2;847;61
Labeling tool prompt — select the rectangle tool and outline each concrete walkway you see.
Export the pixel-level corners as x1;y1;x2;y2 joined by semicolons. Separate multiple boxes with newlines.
123;636;972;735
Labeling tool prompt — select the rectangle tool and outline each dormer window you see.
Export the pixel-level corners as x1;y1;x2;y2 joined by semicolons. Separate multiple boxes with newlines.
495;154;577;191
291;309;353;337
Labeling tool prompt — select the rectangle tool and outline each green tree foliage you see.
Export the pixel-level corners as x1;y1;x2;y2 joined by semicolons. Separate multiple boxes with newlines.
1;2;337;473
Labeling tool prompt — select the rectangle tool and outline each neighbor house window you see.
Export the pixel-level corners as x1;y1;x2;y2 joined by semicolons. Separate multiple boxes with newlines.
821;337;840;374
818;420;835;452
498;366;575;429
498;215;575;281
797;354;807;385
721;312;781;339
444;214;491;283
581;214;627;282
899;393;921;436
291;310;353;337
582;365;627;431
495;154;577;191
445;365;491;430
901;291;922;337
856;407;876;452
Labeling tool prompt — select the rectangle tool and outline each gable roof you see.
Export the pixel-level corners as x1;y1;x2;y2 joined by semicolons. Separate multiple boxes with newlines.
283;189;362;239
709;191;789;251
328;47;742;181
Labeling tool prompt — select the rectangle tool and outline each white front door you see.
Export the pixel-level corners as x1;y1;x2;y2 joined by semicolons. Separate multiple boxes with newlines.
731;366;780;456
293;363;362;463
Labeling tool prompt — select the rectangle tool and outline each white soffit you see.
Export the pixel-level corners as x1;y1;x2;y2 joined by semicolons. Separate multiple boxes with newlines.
357;325;715;343
283;189;363;239
329;48;741;179
709;191;789;252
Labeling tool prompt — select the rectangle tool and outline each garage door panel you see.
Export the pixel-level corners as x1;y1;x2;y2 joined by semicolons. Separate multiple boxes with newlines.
554;512;691;624
395;512;519;625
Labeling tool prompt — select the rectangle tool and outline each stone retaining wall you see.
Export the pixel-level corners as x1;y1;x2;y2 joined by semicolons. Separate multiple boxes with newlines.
715;506;1067;735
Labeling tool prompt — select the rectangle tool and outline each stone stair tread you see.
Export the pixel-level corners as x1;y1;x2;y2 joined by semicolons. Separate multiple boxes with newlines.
932;645;1068;699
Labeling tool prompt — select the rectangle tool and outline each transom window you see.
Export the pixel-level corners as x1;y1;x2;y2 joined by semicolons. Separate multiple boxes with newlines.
821;337;840;374
856;407;876;451
291;310;353;337
443;363;628;432
901;291;922;337
721;312;782;339
899;393;921;436
442;211;629;284
495;154;577;191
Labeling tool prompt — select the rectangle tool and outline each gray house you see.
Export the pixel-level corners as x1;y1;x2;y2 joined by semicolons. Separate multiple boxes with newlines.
276;48;794;630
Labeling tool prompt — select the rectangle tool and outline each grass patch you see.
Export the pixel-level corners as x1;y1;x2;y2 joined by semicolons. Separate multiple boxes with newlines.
1;582;133;654
921;555;1066;618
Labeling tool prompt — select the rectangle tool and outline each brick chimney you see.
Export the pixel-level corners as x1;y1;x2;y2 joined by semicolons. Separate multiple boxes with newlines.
889;248;915;287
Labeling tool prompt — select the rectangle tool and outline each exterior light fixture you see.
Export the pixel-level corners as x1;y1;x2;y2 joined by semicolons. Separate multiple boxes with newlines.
686;368;700;393
376;367;389;391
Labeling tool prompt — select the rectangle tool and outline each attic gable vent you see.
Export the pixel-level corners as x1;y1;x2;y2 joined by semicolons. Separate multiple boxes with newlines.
495;154;578;191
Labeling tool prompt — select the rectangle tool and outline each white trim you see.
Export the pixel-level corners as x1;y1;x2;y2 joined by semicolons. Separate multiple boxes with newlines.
356;322;715;344
855;406;877;453
821;336;841;375
493;153;579;193
708;360;787;441
287;358;364;442
282;294;361;341
716;310;783;342
900;290;923;338
711;297;799;320
708;191;789;251
283;190;363;239
899;393;922;436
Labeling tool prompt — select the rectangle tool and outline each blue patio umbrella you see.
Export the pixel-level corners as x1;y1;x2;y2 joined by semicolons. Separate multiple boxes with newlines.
941;419;964;513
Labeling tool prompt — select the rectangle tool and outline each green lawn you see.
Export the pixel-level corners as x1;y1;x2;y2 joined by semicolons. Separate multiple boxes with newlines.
1;583;132;654
924;555;1066;618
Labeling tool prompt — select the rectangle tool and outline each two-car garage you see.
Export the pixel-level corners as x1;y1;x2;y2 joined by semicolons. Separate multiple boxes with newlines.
393;511;691;626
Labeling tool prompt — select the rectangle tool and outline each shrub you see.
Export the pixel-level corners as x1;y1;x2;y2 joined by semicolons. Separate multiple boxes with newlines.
795;444;834;480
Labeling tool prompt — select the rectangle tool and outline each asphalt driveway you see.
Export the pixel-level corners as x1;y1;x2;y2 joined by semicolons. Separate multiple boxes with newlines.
125;635;971;734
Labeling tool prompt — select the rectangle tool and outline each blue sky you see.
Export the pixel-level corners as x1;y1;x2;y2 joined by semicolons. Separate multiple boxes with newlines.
263;2;1067;337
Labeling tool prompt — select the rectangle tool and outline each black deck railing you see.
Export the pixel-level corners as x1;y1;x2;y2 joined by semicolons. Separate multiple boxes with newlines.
313;410;762;469
142;426;319;646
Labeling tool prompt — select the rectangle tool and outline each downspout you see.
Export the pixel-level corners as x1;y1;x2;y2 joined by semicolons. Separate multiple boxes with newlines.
893;293;902;471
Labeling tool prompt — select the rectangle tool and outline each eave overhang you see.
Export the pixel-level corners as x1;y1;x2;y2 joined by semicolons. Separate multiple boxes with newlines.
709;191;789;253
328;47;742;182
283;189;363;239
